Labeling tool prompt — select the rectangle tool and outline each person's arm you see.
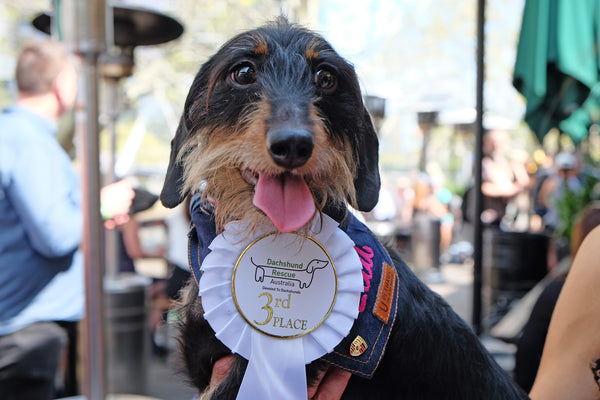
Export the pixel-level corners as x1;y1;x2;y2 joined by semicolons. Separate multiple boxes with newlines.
529;226;600;400
118;218;165;260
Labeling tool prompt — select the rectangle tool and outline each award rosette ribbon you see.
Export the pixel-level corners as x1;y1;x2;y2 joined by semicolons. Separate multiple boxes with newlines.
199;213;364;400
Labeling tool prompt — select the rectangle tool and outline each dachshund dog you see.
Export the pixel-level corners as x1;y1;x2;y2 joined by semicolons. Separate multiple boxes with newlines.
160;18;528;400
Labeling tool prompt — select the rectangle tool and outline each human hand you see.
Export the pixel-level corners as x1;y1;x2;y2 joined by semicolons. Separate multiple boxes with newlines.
307;366;351;400
101;180;134;228
211;355;236;388
209;357;350;399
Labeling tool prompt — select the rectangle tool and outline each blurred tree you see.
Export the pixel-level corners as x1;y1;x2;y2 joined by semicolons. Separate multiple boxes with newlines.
112;0;312;173
124;0;310;112
0;1;48;107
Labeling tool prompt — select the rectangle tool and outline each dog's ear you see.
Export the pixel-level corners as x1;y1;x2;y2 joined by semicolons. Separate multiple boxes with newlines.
160;56;219;208
160;115;188;208
354;106;381;212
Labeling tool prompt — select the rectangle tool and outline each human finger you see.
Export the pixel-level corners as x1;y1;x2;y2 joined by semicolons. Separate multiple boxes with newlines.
307;367;329;398
313;367;351;400
210;355;235;387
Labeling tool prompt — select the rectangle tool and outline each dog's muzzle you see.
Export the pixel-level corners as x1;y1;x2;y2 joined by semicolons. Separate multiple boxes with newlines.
256;127;316;232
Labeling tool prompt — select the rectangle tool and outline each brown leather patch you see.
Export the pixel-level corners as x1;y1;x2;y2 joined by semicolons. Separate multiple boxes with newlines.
373;262;397;324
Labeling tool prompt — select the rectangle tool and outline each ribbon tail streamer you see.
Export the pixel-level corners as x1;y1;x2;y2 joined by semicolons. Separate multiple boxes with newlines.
236;333;307;400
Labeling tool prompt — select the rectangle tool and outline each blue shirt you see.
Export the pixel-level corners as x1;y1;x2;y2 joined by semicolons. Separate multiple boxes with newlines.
0;105;84;335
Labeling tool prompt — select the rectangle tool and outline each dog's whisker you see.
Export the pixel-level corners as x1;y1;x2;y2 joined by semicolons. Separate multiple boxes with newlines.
239;168;258;186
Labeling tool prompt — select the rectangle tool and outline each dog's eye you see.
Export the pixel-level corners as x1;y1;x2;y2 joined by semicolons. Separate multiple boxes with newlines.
314;68;337;91
231;63;257;86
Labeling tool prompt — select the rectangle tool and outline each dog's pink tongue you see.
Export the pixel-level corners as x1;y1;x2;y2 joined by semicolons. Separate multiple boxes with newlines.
253;173;315;232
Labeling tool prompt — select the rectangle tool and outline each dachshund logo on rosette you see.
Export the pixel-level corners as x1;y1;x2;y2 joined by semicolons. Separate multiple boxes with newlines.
252;257;329;289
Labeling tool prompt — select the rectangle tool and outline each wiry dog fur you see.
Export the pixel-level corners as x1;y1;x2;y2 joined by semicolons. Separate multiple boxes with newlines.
161;19;528;400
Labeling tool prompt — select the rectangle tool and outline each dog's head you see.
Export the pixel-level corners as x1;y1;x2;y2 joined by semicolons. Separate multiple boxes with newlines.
160;19;380;232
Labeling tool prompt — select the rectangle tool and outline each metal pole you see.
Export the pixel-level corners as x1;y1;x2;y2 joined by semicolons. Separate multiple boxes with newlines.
419;127;430;172
78;53;106;400
104;78;120;279
472;0;486;336
102;1;123;280
60;0;106;398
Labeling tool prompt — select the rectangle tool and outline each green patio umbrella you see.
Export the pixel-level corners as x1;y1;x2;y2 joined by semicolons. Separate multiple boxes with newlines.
513;0;600;144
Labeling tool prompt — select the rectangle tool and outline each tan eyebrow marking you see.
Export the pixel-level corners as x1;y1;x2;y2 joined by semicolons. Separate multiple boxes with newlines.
253;34;268;55
305;48;319;61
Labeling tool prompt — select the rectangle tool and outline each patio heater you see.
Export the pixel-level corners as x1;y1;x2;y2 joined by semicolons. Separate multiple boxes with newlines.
35;2;107;398
33;2;183;397
412;111;443;284
417;110;438;173
364;95;386;131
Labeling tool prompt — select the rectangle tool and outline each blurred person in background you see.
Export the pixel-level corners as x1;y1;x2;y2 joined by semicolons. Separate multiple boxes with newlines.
534;151;584;268
411;172;455;265
163;196;192;302
536;151;583;233
393;176;415;229
480;129;531;226
0;39;131;399
149;197;191;355
104;186;163;274
369;174;397;222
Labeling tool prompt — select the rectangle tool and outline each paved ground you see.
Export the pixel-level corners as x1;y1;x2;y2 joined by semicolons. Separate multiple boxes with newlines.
422;262;518;373
424;262;474;322
146;355;196;400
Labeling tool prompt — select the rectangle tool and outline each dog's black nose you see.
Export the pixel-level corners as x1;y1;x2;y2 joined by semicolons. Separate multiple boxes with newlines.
267;128;314;169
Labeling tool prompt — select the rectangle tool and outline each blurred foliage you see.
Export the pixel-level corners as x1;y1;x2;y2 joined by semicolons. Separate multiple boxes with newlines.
0;0;531;194
0;0;310;174
0;1;49;107
124;0;291;108
555;164;600;242
548;130;600;243
109;0;310;175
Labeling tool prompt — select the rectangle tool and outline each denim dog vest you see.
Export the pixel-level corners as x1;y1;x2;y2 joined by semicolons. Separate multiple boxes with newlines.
188;194;399;379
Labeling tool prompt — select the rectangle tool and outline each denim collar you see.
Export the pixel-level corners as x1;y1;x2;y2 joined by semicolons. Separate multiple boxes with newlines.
188;194;399;379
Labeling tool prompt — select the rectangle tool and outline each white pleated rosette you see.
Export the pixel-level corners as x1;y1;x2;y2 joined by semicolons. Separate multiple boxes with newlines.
199;213;363;400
